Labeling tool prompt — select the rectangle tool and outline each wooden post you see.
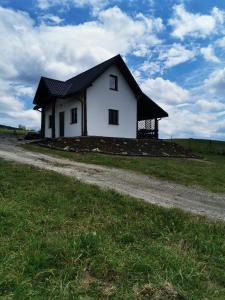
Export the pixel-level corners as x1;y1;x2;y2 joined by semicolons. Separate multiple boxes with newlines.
52;98;56;138
155;118;158;139
41;107;45;138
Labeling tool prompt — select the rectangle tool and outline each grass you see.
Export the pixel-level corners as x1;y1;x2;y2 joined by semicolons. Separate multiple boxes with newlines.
0;128;26;135
171;138;225;155
23;142;225;193
1;159;225;299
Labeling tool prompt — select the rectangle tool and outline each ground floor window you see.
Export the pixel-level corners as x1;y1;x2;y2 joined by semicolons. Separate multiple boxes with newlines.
71;108;78;124
49;115;52;128
109;109;119;125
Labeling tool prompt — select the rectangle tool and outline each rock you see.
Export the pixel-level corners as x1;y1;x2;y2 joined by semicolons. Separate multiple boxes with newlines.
123;141;127;145
92;148;101;152
116;144;120;147
122;151;128;155
64;146;70;151
75;139;80;142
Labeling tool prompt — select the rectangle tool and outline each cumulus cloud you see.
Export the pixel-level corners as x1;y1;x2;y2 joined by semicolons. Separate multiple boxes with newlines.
204;68;225;96
169;4;225;40
200;45;220;63
141;77;190;105
159;107;219;139
196;99;225;112
0;6;163;82
159;43;196;68
36;0;110;14
0;5;163;128
0;79;40;129
39;14;64;25
141;76;225;139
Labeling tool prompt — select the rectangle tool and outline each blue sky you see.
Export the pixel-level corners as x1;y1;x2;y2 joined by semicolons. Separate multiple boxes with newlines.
0;0;225;139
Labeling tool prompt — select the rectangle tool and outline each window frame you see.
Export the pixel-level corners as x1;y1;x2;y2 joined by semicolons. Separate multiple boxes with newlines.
108;109;119;125
48;115;52;129
71;107;78;124
109;74;118;91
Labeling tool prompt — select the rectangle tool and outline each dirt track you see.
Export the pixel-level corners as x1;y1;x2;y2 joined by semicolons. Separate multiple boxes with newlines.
0;138;225;221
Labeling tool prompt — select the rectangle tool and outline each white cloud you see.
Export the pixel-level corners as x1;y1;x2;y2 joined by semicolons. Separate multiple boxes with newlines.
0;79;40;129
159;43;196;68
200;45;220;63
141;77;190;104
36;0;109;14
0;5;164;128
40;14;64;25
169;4;225;40
159;107;219;139
141;76;225;139
0;5;164;82
204;68;225;96
196;99;225;112
216;36;225;48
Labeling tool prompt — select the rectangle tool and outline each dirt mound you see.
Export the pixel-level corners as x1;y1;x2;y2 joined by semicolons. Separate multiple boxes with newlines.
36;137;197;158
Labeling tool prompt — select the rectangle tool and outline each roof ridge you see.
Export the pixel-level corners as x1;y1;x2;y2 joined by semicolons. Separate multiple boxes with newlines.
66;54;121;83
42;76;65;83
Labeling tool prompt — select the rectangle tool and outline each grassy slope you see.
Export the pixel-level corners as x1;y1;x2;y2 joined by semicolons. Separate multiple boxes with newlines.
173;138;225;155
1;159;225;299
0;128;26;135
24;143;225;193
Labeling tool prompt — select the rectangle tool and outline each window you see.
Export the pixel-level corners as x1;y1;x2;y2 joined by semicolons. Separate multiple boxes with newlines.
71;108;77;124
49;115;52;128
109;109;119;125
109;75;118;91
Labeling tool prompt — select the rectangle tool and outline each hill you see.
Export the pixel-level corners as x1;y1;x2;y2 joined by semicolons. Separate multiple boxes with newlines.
0;124;19;130
172;138;225;155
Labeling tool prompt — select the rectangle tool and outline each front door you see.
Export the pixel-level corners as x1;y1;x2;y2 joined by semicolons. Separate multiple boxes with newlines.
59;111;65;137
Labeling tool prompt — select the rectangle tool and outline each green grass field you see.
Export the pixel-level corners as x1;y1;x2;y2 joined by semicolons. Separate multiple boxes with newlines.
24;141;225;193
171;138;225;155
0;128;26;135
1;159;225;299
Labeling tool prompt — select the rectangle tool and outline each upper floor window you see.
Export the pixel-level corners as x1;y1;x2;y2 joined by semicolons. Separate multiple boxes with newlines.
49;115;52;128
109;75;118;91
71;108;77;124
109;109;119;125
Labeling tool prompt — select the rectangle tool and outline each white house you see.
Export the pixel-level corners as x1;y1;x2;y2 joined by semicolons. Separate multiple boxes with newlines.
33;55;168;139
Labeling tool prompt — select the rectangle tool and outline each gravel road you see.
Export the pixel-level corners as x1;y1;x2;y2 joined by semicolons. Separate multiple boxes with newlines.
0;138;225;221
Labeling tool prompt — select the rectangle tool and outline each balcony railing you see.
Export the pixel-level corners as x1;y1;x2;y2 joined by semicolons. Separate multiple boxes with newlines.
137;119;158;139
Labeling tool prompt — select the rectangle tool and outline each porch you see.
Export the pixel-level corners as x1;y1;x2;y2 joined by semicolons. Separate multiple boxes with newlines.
137;93;168;139
137;118;158;139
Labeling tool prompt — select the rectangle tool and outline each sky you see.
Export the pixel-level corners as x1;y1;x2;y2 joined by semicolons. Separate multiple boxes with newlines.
0;0;225;140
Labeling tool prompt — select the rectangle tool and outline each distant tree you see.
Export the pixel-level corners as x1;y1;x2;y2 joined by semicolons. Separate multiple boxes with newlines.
18;124;26;130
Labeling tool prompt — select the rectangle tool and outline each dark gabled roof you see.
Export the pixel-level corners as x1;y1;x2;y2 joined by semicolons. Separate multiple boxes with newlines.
33;54;168;119
34;55;141;105
138;93;168;120
65;55;142;97
42;77;71;96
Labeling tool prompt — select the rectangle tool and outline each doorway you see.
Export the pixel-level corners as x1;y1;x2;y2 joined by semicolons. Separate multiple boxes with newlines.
59;111;65;137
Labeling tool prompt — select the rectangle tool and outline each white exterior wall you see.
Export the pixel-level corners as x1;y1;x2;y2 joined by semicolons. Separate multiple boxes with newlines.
44;96;82;138
86;65;137;138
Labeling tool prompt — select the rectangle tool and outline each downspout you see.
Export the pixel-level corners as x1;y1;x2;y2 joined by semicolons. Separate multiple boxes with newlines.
83;90;87;136
52;98;56;138
36;106;45;138
41;107;45;138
